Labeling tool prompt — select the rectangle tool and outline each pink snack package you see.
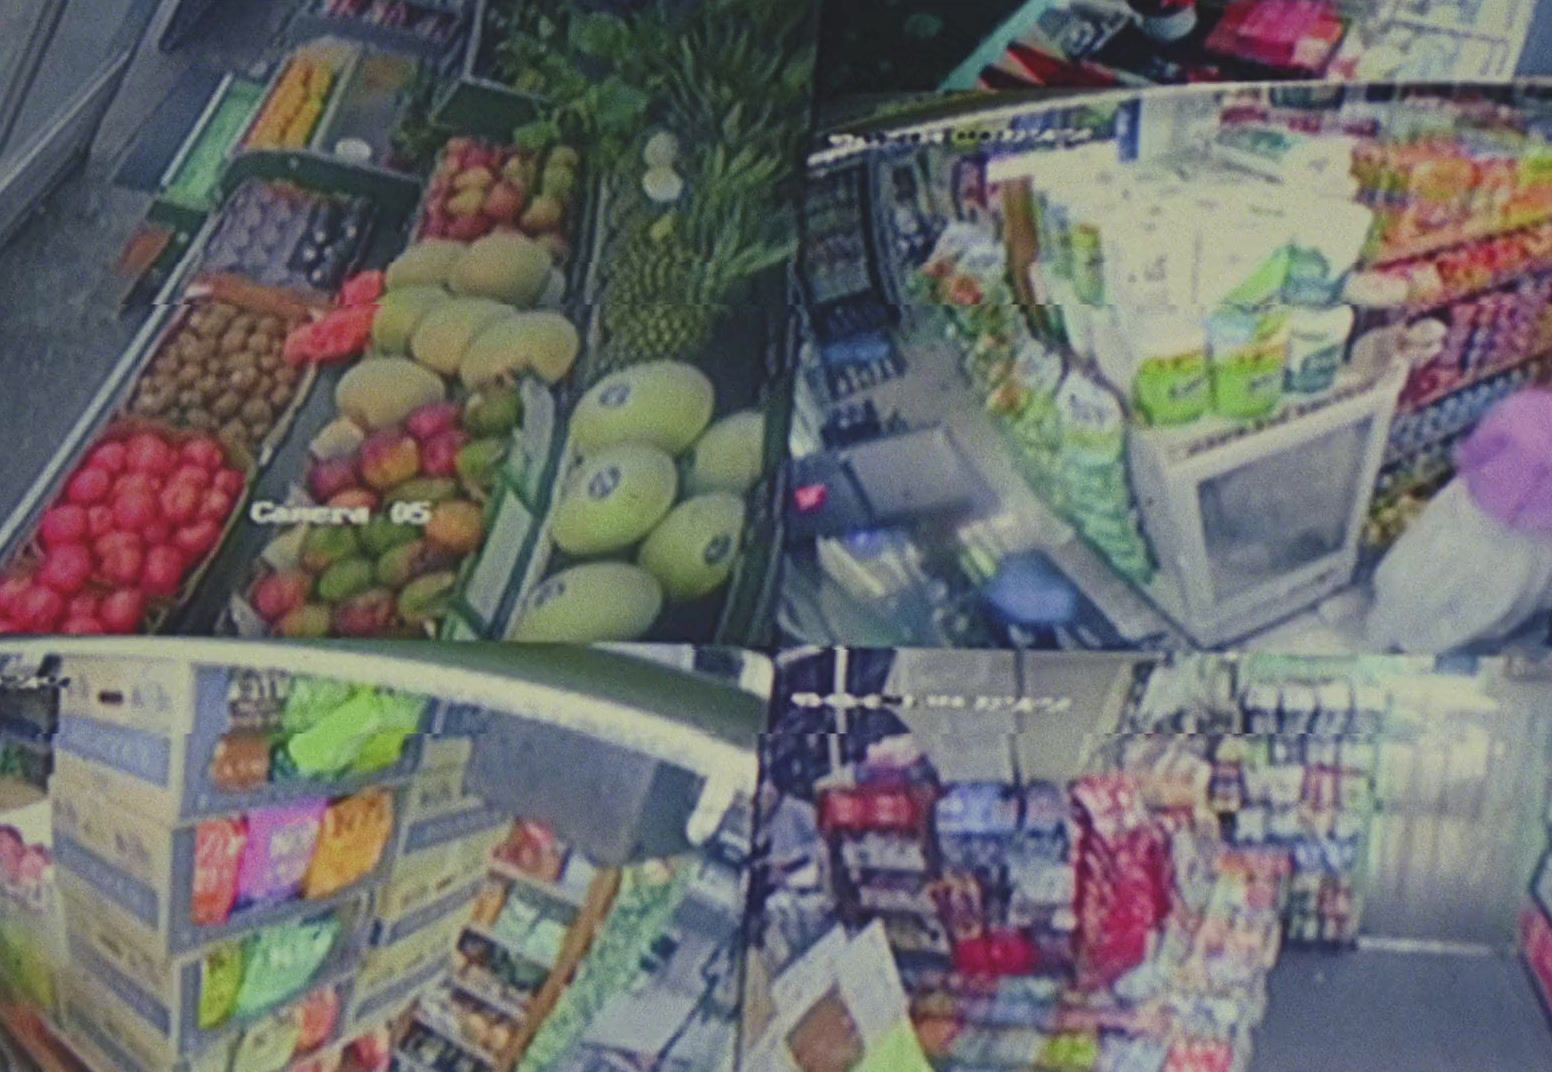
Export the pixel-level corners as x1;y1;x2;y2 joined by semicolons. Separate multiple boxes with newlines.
192;817;248;927
236;800;328;910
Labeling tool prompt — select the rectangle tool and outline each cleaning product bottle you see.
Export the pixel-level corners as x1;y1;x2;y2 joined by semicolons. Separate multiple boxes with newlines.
1285;303;1356;394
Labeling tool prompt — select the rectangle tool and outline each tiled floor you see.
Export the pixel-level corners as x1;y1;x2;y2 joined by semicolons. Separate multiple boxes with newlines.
1255;949;1552;1072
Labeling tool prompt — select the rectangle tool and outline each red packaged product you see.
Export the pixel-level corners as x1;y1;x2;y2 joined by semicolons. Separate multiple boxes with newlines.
192;816;247;927
953;935;994;978
986;929;1037;976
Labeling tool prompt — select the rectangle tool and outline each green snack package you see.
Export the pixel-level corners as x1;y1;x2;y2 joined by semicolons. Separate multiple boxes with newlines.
285;691;390;777
347;691;427;775
229;1005;303;1072
235;916;340;1017
198;942;245;1030
281;678;359;737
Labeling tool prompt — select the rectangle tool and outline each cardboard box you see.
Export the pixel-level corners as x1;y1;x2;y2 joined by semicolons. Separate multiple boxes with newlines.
51;773;402;954
357;895;469;1007
58;968;236;1072
58;876;370;1055
376;829;500;926
54;659;431;823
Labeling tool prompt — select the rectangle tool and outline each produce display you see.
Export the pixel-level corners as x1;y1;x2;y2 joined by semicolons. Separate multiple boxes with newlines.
0;426;248;635
162;80;266;211
126;300;311;452
245;50;344;152
199;180;375;296
509;361;766;644
417;138;579;266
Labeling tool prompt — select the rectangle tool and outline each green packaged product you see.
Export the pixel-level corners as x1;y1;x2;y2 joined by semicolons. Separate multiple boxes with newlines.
286;690;407;776
198;943;245;1030
229;1005;302;1072
234;916;340;1018
280;678;358;736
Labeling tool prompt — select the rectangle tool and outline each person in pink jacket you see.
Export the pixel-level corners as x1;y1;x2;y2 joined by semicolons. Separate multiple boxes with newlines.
1367;387;1552;653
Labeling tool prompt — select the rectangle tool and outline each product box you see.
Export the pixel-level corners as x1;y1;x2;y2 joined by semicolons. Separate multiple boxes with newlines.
398;744;479;828
58;968;236;1072
57;875;369;1056
347;946;449;1040
376;828;501;926
356;892;470;1013
51;774;402;954
53;661;431;824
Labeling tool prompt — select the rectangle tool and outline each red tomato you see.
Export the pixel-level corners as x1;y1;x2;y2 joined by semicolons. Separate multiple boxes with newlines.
99;545;144;588
89;442;128;475
62;616;105;635
199;489;235;522
141;546;185;598
180;437;226;472
126;433;176;476
86;505;114;538
112;490;160;532
213;468;247;497
142;520;172;547
94;530;142;558
0;619;18;635
67;593;101;619
159;483;200;526
0;577;30;619
17;587;64;632
169;464;212;490
100;589;145;634
39;545;92;596
40;506;88;549
113;473;158;499
174;521;222;558
66;467;111;506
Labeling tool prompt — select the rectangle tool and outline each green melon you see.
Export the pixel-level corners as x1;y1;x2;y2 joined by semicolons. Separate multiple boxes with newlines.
372;285;448;355
385;240;465;290
550;443;677;556
570;361;714;456
684;410;766;496
510;562;663;643
639;493;745;601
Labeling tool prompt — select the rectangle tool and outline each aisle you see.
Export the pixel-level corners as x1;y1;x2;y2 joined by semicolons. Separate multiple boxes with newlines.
1254;948;1552;1072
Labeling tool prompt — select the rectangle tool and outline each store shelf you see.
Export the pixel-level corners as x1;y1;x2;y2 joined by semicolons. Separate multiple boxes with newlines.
1366;210;1552;269
489;858;585;909
464;921;559;971
450;969;528;1021
1397;345;1552;415
414;1010;500;1067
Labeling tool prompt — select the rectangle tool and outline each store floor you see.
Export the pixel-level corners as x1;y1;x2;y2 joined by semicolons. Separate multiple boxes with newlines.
0;0;290;523
1254;948;1552;1072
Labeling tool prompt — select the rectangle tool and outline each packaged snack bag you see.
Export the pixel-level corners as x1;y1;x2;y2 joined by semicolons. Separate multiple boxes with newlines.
198;942;245;1029
285;691;391;777
280;678;357;736
231;1005;303;1072
193;816;248;926
237;800;327;909
235;915;341;1016
209;731;273;792
294;985;341;1055
302;789;395;899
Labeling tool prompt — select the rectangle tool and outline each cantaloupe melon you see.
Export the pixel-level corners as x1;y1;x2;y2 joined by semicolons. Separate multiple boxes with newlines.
410;298;512;377
460;311;581;389
386;241;465;290
336;358;446;430
551;443;678;557
684;410;765;495
372;285;448;355
639;493;745;601
571;361;714;456
449;233;552;308
510;562;663;643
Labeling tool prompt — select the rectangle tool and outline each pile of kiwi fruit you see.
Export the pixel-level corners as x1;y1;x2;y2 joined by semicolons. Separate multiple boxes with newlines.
129;302;308;450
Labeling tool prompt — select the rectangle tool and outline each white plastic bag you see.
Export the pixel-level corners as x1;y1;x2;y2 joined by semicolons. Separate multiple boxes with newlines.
1367;479;1552;653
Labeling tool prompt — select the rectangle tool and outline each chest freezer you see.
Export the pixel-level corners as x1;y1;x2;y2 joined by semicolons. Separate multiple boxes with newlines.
1125;366;1406;647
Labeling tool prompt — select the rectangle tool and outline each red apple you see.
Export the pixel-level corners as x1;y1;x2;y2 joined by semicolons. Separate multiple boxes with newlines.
253;569;313;623
360;429;421;491
329;488;380;511
308;457;359;502
406;402;462;443
422;429;469;478
482;182;526;225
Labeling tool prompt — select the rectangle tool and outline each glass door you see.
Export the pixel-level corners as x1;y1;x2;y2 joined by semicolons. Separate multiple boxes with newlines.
0;0;158;245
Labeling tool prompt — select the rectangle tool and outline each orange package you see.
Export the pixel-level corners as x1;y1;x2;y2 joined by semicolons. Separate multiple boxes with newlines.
303;789;395;900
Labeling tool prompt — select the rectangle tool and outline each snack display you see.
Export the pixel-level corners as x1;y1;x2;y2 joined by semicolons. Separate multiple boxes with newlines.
245;52;343;152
